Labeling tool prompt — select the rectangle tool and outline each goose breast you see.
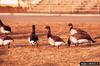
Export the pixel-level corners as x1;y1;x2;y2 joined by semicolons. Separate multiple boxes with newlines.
70;36;78;44
1;27;10;33
70;29;77;35
48;37;55;45
55;42;64;46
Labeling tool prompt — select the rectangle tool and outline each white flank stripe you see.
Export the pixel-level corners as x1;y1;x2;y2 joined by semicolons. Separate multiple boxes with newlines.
3;40;13;45
55;42;64;46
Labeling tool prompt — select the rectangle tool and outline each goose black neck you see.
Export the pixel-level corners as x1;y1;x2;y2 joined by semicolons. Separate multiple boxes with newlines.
47;28;52;38
0;20;4;26
70;25;73;30
32;30;35;34
32;25;35;34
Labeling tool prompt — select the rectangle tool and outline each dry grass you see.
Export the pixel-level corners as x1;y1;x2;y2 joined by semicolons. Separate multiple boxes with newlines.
0;21;100;66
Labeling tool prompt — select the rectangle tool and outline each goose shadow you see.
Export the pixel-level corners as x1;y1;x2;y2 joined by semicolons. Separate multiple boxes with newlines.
78;42;100;48
91;42;100;47
15;44;29;48
0;49;8;56
94;35;100;39
14;43;49;48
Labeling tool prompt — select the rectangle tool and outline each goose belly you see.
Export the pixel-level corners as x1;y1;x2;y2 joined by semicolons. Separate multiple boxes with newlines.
48;37;55;45
55;42;64;46
28;38;36;45
70;29;77;35
70;36;78;44
78;39;89;44
1;27;10;33
29;40;36;45
3;40;13;45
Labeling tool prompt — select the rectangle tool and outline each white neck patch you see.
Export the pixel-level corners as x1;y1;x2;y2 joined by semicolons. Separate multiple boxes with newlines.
70;29;77;35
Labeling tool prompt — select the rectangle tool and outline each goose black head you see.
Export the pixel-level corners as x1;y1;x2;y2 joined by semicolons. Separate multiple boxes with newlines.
45;26;50;30
68;23;73;26
32;25;35;29
45;26;51;38
68;23;73;30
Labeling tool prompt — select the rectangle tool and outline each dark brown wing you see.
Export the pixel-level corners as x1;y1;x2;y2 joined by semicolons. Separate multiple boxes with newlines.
3;36;13;40
4;25;11;32
74;28;88;34
73;33;94;41
67;37;71;46
30;34;39;42
51;35;64;42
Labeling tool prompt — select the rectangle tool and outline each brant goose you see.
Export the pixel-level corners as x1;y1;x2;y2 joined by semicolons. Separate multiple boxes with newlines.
0;19;11;34
45;26;65;48
0;36;14;48
68;23;88;35
28;25;39;47
68;31;96;46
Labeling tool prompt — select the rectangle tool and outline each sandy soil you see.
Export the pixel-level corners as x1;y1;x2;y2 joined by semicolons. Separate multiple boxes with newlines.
0;16;100;66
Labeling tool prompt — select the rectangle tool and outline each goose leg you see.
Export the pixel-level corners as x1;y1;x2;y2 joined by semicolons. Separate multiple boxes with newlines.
77;43;79;46
88;41;91;46
68;37;71;47
36;41;39;47
0;44;4;47
8;43;10;48
68;43;70;47
57;45;60;49
31;44;34;46
75;43;79;46
75;43;77;46
4;33;8;35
